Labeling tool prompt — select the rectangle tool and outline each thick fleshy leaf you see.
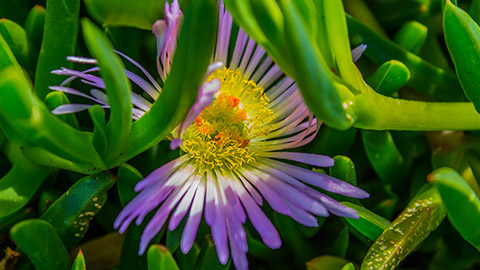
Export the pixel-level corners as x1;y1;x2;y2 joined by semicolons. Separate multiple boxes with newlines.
117;163;143;206
44;90;80;129
321;0;362;90
443;0;480;113
41;172;116;250
38;190;61;215
34;0;80;100
361;185;446;270
73;233;123;269
429;167;480;251
23;5;45;51
88;105;108;156
84;0;166;30
81;18;132;164
362;130;408;193
117;164;159;270
115;0;218;165
341;202;391;242
346;15;465;101
0;66;105;173
0;146;49;219
393;21;427;54
195;235;231;270
0;18;33;70
366;60;410;96
306;255;350;270
71;250;87;270
280;0;351;129
10;219;70;270
0;27;22;72
366;0;430;29
147;244;180;270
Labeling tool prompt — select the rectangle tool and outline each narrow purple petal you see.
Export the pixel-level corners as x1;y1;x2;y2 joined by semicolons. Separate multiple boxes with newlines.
263;159;370;199
139;179;194;254
180;179;205;253
168;176;201;231
261;152;335;167
52;104;92;115
229;28;248;70
134;155;188;192
66;56;97;64
351;44;367;62
238;38;256;74
232;179;281;249
247;165;329;217
125;69;160;100
238;169;291;216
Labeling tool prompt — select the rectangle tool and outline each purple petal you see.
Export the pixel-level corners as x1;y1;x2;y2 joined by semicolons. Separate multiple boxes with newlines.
134;155;188;192
168;176;201;231
262;152;335;167
180;179;205;253
238;169;291;216
351;44;367;62
52;104;92;115
262;159;370;199
232;179;281;249
66;56;97;64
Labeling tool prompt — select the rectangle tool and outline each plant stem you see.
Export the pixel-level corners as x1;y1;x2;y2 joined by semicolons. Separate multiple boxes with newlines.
348;92;480;130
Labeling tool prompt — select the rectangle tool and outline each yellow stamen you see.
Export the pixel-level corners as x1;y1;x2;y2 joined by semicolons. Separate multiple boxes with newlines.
182;67;273;173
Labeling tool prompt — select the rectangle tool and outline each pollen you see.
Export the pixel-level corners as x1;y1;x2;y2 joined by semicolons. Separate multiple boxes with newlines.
182;68;274;173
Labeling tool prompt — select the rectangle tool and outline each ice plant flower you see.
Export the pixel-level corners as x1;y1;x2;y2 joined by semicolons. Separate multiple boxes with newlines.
50;1;369;269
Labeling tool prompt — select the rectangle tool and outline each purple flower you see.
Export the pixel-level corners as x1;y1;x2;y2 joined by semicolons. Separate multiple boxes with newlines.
50;1;369;269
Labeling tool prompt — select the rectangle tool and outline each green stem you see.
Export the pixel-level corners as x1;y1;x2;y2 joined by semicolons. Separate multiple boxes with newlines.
348;92;480;130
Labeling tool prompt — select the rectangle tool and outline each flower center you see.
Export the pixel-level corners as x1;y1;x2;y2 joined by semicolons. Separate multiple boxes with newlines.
182;67;274;173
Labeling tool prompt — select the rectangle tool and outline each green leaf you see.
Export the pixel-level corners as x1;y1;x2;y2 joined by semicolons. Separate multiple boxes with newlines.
71;250;87;270
117;163;143;206
346;15;465;101
329;155;359;203
341;263;356;270
88;105;108;156
41;172;116;250
250;0;284;50
117;164;161;270
361;185;446;270
175;243;200;270
38;190;61;215
10;219;71;270
321;0;362;90
0;66;105;172
116;0;218;165
0;18;33;70
0;147;49;219
281;0;351;130
306;255;350;270
44;91;79;129
147;244;180;270
361;130;408;193
429;167;480;251
366;60;410;96
84;0;166;30
443;0;480;113
341;201;391;241
81;18;132;164
23;5;45;51
331;226;349;258
393;21;427;54
0;23;23;72
367;0;430;29
34;0;80;100
195;235;230;270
